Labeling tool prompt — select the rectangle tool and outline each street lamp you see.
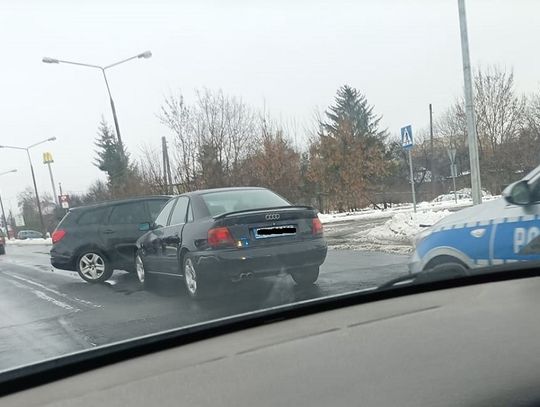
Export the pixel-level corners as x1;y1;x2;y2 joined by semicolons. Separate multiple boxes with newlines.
0;137;56;234
0;169;17;236
457;0;482;205
42;51;152;154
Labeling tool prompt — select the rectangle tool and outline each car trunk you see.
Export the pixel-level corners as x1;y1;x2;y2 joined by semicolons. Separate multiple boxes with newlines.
213;206;318;248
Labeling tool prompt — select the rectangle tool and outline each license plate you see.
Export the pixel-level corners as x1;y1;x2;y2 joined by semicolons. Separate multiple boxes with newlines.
254;225;296;239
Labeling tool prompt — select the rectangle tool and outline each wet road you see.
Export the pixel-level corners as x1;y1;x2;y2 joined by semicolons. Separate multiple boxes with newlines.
0;243;408;371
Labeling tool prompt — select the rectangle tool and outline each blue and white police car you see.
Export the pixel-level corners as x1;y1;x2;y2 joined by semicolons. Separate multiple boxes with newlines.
409;167;540;275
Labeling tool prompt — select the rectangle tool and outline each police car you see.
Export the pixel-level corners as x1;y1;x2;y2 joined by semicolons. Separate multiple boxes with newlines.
409;166;540;275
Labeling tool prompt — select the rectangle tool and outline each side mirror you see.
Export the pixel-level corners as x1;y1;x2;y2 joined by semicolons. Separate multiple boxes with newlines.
138;222;152;231
503;180;531;205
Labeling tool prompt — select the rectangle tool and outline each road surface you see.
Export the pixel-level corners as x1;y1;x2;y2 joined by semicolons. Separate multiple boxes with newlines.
0;242;409;371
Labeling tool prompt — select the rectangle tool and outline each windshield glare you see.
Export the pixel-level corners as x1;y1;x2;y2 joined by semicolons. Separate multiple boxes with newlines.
0;0;538;379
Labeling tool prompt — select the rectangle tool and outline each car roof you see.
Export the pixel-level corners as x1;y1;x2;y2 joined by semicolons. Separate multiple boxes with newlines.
70;195;172;212
184;187;267;197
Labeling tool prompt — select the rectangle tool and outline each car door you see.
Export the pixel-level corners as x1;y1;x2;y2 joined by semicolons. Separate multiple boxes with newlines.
100;201;150;269
156;196;189;274
491;181;540;266
141;198;176;273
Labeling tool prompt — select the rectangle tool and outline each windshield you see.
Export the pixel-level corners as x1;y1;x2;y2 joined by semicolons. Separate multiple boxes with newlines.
1;0;539;381
202;189;290;216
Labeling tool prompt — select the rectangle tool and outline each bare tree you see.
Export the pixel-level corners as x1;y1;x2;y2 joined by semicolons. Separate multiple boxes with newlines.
159;94;200;192
159;89;257;190
436;66;526;193
138;144;169;194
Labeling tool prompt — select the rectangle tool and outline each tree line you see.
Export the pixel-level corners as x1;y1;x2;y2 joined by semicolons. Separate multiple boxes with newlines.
16;65;540;231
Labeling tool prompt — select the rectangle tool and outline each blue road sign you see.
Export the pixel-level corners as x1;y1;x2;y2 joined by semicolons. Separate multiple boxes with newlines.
401;125;413;149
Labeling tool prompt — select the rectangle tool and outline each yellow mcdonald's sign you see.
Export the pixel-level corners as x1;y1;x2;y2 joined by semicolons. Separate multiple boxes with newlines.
43;152;54;164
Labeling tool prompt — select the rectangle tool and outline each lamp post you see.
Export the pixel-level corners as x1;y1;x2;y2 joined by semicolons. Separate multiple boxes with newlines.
0;137;56;234
42;51;152;154
457;0;482;204
0;169;17;236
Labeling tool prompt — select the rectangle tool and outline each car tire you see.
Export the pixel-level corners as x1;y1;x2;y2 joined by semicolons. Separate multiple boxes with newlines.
424;256;468;276
135;252;155;289
0;245;5;255
183;254;214;300
291;266;320;286
76;250;113;283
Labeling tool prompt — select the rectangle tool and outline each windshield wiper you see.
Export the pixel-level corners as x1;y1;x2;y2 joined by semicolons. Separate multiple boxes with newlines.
378;266;470;291
379;262;540;292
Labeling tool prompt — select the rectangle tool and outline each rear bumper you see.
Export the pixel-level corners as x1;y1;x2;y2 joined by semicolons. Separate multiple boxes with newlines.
50;247;76;271
194;238;328;280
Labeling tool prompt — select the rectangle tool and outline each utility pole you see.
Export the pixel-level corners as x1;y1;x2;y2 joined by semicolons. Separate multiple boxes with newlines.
166;153;173;194
429;104;435;198
458;0;482;204
408;149;417;213
161;136;173;194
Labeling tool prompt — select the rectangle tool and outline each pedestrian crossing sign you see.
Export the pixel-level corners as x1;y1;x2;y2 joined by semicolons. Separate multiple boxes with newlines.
401;125;413;149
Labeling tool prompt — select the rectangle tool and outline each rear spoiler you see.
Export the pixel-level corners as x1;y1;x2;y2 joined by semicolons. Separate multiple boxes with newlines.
213;205;316;220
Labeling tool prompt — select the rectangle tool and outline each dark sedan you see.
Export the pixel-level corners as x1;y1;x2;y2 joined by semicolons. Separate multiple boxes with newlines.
135;187;328;298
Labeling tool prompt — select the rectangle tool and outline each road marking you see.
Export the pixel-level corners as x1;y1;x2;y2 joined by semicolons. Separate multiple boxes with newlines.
4;272;102;309
0;257;80;280
33;290;78;311
5;279;79;311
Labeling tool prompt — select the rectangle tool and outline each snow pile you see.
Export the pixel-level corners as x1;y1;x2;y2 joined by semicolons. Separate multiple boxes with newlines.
318;210;395;224
366;210;452;245
6;238;52;246
318;199;469;225
432;188;496;203
432;192;472;202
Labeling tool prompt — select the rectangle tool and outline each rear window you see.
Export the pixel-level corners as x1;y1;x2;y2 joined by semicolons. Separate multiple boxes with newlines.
201;189;289;216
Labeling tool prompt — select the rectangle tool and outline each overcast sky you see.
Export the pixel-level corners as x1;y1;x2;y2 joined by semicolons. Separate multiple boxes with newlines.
0;0;539;214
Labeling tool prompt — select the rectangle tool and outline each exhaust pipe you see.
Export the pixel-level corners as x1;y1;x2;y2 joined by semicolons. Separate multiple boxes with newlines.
234;272;254;282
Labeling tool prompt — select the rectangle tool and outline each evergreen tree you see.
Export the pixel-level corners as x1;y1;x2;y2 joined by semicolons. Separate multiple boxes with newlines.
94;118;133;197
308;85;388;211
322;85;386;145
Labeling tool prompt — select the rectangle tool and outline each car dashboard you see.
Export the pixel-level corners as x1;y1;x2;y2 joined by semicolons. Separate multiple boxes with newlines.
3;276;540;407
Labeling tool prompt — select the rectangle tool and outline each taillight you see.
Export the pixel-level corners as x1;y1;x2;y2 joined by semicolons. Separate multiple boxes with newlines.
208;227;235;248
312;218;323;236
52;229;66;244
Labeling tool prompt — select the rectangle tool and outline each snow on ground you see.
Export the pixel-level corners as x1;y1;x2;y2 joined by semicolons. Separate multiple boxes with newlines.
318;209;396;224
366;210;451;246
6;238;52;246
319;191;500;225
326;209;453;255
321;192;501;254
319;200;463;225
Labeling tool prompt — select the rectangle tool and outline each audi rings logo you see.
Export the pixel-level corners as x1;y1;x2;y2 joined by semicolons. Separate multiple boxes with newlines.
265;213;280;221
